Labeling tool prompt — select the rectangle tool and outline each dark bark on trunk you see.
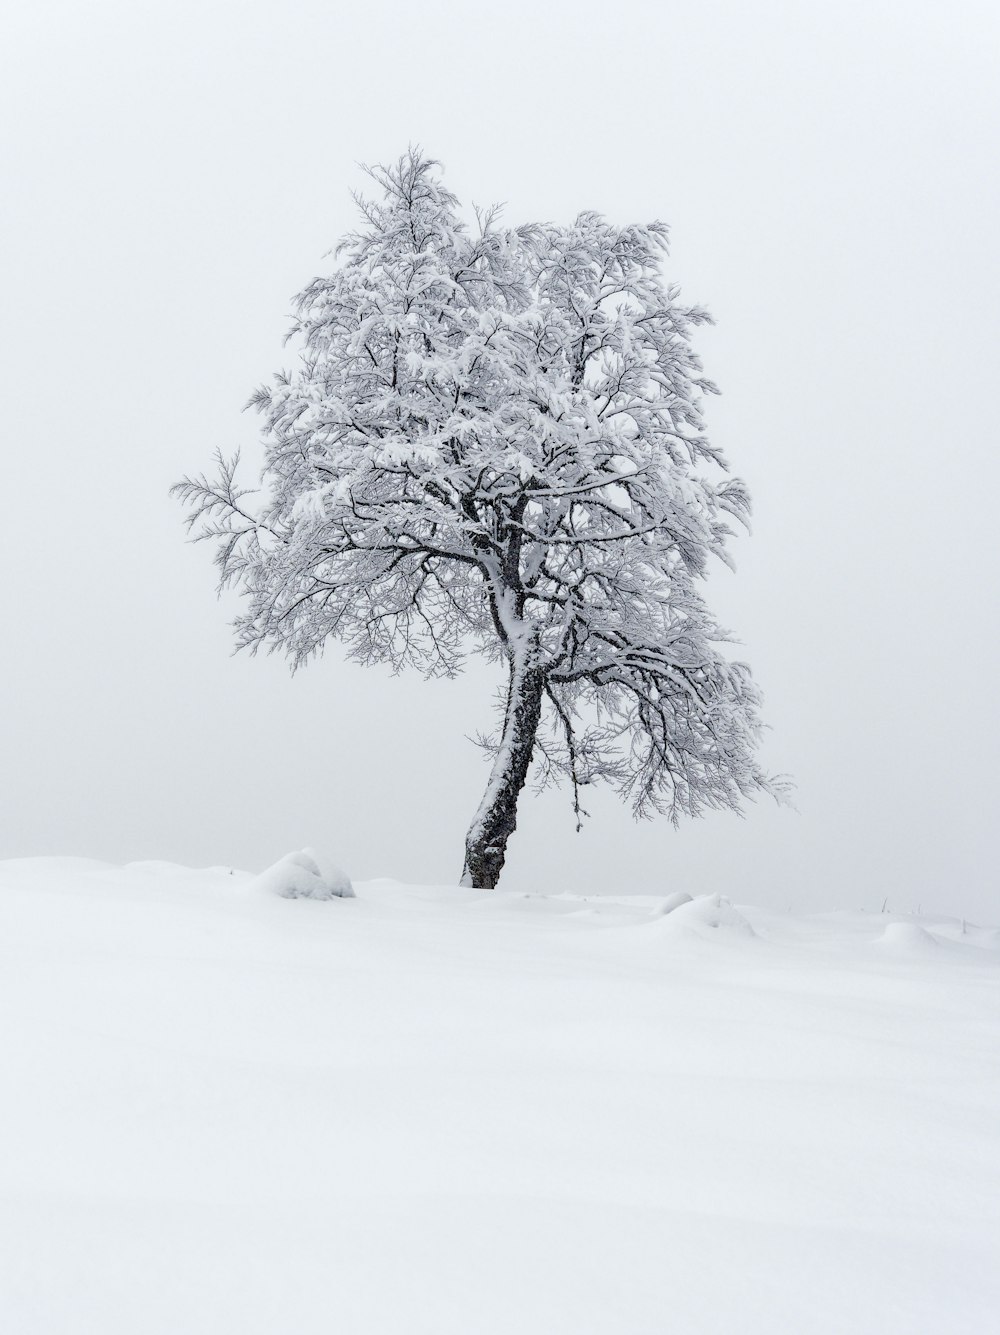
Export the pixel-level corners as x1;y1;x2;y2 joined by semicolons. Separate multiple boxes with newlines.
461;648;546;889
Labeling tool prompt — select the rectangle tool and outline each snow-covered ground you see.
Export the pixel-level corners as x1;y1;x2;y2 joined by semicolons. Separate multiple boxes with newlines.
1;857;997;1334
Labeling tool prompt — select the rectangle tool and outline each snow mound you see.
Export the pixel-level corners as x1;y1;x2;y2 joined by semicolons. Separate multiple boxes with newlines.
653;891;694;917
876;921;942;957
657;893;756;939
250;848;354;900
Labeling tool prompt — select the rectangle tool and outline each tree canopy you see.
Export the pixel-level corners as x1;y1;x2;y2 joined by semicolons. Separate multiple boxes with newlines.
174;149;785;886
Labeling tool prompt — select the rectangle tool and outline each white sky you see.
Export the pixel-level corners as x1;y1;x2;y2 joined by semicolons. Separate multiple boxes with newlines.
2;0;998;918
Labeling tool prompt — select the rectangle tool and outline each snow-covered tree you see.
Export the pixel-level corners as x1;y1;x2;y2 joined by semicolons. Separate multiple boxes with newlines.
174;149;785;888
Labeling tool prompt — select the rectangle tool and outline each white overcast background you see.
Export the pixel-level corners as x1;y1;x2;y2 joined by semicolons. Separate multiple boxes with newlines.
2;0;997;919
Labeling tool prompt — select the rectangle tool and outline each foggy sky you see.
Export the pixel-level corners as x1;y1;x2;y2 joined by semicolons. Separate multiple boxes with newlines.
2;0;998;919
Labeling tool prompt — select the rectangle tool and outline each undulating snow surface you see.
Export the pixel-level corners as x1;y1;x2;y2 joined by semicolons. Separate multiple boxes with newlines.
1;857;997;1334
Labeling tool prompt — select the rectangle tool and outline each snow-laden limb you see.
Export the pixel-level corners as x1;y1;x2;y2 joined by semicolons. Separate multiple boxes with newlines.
173;148;789;886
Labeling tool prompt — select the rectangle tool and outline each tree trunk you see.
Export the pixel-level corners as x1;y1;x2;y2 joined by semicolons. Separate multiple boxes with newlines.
461;644;546;889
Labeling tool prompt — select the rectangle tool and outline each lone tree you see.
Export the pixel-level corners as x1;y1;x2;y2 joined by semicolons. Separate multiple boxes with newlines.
174;150;784;888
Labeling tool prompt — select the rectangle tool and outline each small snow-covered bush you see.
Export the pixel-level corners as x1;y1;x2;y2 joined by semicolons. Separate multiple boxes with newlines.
251;849;354;900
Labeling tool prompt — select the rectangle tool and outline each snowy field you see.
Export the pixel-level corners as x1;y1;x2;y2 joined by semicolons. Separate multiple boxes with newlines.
1;857;998;1335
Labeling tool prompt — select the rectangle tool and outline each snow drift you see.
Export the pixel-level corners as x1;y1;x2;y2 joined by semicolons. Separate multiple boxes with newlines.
0;857;997;1335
